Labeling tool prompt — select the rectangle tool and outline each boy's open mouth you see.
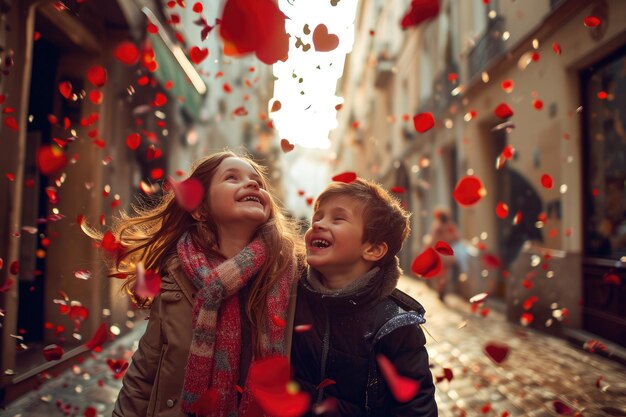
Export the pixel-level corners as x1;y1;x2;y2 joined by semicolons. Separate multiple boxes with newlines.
311;239;331;248
238;194;262;204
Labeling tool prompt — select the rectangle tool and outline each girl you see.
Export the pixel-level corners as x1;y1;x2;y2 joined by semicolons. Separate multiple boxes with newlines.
90;151;303;417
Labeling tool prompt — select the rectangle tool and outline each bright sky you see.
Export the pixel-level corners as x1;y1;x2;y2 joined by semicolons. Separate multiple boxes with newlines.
272;0;359;149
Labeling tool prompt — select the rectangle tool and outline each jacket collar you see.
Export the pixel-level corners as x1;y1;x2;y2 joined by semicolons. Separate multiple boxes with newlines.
301;257;402;309
165;256;196;304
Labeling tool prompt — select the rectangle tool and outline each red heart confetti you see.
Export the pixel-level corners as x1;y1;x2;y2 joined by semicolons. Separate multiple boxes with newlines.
170;177;204;212
106;358;129;379
37;145;68;176
494;103;513;119
434;241;454;256
332;171;357;183
376;354;420;402
583;16;600;28
533;99;543;110
413;112;435;133
69;305;89;322
126;133;141;150
43;344;64;361
294;324;312;333
189;46;209;64
313;24;339;52
484;342;510;364
541;174;553;189
552;42;562;55
114;41;140;65
233;106;248;116
453;176;485;206
411;247;442;278
86;65;107;87
147;22;158;34
305;197;314;206
390;186;405;193
603;273;621;285
280;139;295;153
84;406;97;417
58;81;72;99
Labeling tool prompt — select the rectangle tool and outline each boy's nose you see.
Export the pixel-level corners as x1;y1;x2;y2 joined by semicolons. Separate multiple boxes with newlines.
312;220;326;230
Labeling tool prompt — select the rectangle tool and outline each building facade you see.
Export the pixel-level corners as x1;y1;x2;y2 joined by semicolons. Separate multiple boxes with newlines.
332;0;626;348
0;0;277;404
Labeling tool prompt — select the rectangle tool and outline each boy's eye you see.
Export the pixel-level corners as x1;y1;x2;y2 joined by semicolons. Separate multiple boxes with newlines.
334;217;345;221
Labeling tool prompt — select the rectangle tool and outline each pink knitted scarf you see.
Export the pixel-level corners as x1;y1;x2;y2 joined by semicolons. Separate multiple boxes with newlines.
176;231;294;416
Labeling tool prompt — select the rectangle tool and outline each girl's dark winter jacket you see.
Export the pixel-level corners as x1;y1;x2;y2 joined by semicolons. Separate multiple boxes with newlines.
290;260;438;417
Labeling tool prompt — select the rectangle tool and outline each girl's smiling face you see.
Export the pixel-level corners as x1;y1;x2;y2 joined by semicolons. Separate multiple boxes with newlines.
208;157;271;228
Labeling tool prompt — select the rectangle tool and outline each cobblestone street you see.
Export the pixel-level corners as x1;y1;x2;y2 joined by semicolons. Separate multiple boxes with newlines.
2;277;626;417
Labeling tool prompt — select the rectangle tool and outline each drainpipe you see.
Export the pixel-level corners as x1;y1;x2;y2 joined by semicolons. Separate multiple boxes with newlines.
0;0;44;396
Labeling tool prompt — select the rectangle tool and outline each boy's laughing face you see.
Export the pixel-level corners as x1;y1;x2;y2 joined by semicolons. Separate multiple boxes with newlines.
305;195;373;279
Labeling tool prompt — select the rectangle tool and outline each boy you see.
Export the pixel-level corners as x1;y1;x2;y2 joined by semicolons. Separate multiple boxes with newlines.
291;178;438;416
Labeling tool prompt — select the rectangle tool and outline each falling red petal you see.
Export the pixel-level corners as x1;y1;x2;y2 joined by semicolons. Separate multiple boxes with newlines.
494;103;514;119
126;133;141;150
113;41;140;66
85;323;109;350
453;176;485;206
495;202;509;218
411;247;442;278
43;344;64;361
376;354;420;402
37;145;68;176
331;172;357;183
86;65;107;87
583;16;601;28
541;174;553;189
434;241;454;256
169;177;204;212
413;112;435;133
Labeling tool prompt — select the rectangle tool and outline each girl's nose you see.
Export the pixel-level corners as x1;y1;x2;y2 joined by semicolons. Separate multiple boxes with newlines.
245;179;260;189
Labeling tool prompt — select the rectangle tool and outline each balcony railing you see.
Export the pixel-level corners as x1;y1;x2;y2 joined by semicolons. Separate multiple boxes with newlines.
467;15;506;81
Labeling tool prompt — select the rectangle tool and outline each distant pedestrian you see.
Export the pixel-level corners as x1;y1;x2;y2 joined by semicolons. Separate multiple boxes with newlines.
291;178;438;416
427;207;461;302
86;151;304;416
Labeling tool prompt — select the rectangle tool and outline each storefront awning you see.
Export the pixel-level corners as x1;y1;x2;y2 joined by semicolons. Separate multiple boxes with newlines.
400;0;440;30
142;8;207;120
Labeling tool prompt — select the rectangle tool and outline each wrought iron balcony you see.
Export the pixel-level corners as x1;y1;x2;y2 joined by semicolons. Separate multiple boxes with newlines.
467;15;506;81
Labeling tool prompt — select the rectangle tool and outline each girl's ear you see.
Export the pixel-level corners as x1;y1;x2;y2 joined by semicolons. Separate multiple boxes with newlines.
363;242;388;262
191;209;205;222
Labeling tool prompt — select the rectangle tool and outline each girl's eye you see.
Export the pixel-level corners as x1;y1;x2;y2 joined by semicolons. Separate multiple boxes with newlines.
226;175;237;180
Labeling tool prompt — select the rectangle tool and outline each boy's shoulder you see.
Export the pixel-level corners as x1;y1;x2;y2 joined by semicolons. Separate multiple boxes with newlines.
387;288;426;317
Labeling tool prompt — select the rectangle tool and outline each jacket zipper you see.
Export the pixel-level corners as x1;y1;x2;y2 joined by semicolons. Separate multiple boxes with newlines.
316;299;330;404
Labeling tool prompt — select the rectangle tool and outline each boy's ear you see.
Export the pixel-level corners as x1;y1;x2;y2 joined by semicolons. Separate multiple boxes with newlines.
363;242;388;262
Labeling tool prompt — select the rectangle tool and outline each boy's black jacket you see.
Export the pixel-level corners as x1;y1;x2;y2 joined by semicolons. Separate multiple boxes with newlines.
291;261;438;417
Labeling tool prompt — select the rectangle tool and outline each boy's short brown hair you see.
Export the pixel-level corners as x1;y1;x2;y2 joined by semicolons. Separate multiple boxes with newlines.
314;178;411;265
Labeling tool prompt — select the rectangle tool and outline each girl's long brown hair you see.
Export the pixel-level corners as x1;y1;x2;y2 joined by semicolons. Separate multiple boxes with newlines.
85;150;304;355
